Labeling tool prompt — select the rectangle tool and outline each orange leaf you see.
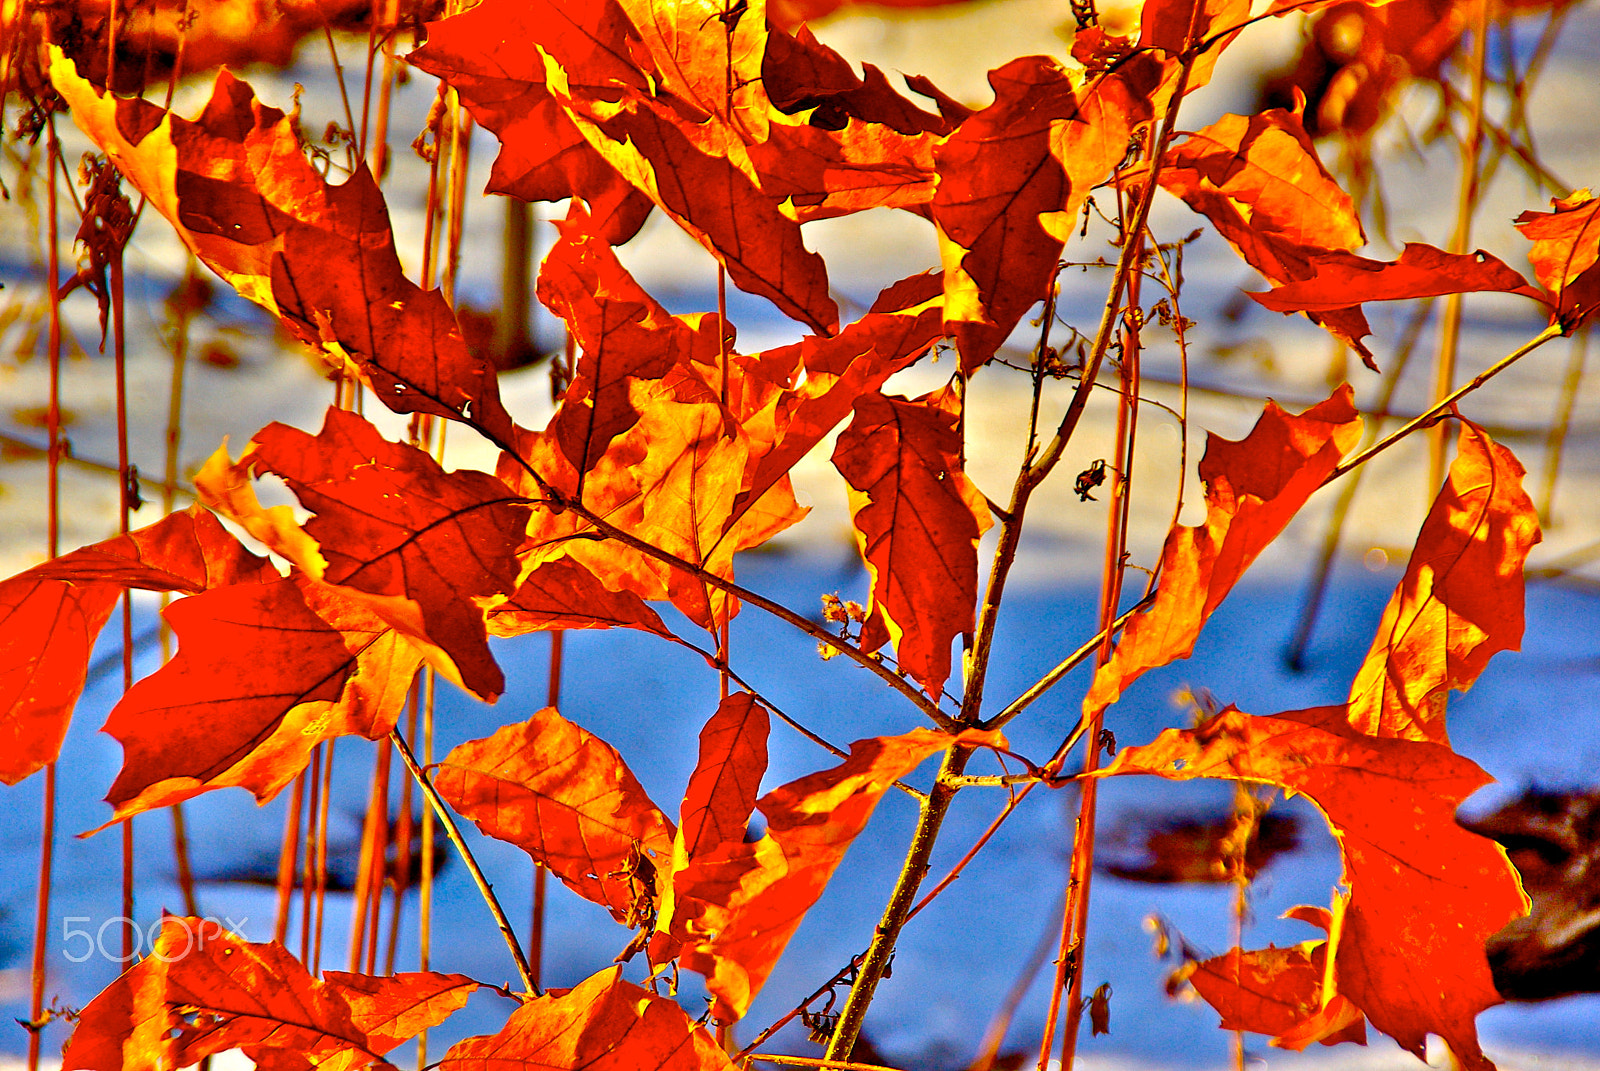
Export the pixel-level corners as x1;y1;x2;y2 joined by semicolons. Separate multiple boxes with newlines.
62;917;472;1071
49;52;515;445
763;23;954;136
489;559;675;641
1137;0;1250;94
1102;706;1526;1069
407;2;654;244
218;407;530;700
1251;243;1545;317
98;575;422;826
667;727;1004;1020
1185;939;1366;1049
832;385;993;697
1084;387;1362;717
438;965;731;1071
434;707;674;924
934;56;1156;371
1347;422;1540;745
0;506;275;785
679;692;770;862
1157;108;1379;363
1514;188;1600;330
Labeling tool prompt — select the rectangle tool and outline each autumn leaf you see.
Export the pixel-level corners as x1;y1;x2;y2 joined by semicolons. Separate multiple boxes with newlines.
1514;188;1600;330
434;707;675;924
1137;0;1251;94
1347;421;1540;745
678;692;770;862
62;916;474;1071
438;966;732;1071
406;0;654;243
832;385;993;697
1157;108;1378;363
98;574;422;826
763;23;953;136
1102;706;1526;1068
1083;387;1362;717
1251;243;1545;318
933;55;1155;371
49;51;515;445
666;727;1004;1020
0;506;275;786
1184;933;1366;1049
489;559;676;641
202;406;530;700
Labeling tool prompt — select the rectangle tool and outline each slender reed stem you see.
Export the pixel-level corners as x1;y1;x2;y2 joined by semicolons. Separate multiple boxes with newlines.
391;728;537;996
970;895;1062;1071
28;118;66;1071
274;773;305;944
418;669;438;1067
111;245;137;961
1429;0;1491;491
1538;327;1587;525
313;738;336;973
301;745;321;963
1284;298;1432;670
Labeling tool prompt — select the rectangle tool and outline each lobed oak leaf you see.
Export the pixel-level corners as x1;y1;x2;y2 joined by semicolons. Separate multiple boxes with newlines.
438;965;732;1071
407;0;655;243
0;506;276;785
48;51;515;445
434;707;675;924
763;23;954;137
934;56;1157;371
62;916;472;1071
832;385;993;697
1347;422;1540;745
560;90;839;335
666;726;1005;1020
1157;108;1381;364
1514;188;1600;330
615;0;771;134
1185;938;1366;1049
739;269;946;514
1083;387;1362;718
98;574;423;826
211;407;530;700
1251;243;1545;319
749;115;941;223
1102;706;1526;1069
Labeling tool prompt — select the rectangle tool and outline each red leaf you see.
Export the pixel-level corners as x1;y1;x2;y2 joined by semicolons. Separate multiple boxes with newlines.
678;692;769;862
1251;243;1545;316
62;917;470;1071
1103;707;1526;1068
933;56;1158;371
49;53;515;445
434;707;674;924
0;506;275;785
1514;188;1600;330
666;727;1004;1020
1185;938;1366;1049
1347;422;1540;745
832;385;993;697
98;576;422;825
1084;387;1362;717
1157;108;1381;363
489;559;676;641
438;966;732;1071
212;407;530;700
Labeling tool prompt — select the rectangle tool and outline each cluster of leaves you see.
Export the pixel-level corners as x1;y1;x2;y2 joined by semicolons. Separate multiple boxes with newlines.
3;0;1598;1067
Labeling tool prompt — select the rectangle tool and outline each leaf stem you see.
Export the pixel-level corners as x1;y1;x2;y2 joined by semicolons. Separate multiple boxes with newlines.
390;727;538;997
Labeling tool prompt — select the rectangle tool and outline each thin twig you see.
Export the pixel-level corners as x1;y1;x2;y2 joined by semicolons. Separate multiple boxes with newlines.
391;728;538;997
1323;323;1565;486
